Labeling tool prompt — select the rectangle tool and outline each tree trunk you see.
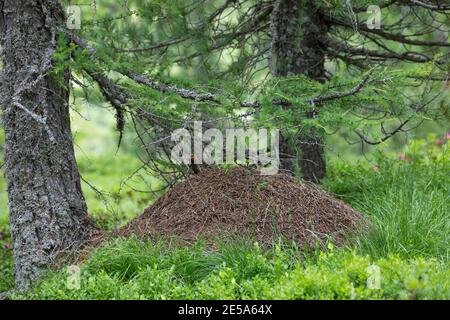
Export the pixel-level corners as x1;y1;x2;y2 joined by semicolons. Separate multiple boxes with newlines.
0;0;90;290
270;0;328;183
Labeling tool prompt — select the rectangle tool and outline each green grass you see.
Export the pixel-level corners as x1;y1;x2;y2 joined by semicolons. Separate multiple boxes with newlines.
354;185;448;260
13;238;449;300
324;153;449;261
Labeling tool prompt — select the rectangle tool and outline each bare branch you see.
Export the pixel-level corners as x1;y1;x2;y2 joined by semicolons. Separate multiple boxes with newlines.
326;16;450;47
329;41;435;63
354;118;411;145
125;71;218;102
310;70;374;104
409;0;450;10
351;0;397;13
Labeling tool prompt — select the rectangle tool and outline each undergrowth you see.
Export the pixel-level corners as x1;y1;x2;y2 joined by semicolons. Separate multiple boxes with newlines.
13;238;449;300
1;134;448;298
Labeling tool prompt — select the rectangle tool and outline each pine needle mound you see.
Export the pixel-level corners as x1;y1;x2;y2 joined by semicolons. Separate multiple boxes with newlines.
120;167;367;246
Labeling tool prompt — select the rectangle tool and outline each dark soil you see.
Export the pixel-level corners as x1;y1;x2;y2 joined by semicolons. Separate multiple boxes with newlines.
119;167;368;247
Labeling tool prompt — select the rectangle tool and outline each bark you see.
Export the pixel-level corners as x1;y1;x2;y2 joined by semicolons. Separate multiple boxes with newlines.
0;0;90;290
270;0;327;182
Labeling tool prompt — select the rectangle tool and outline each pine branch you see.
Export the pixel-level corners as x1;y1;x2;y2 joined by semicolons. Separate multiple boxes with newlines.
117;0;238;53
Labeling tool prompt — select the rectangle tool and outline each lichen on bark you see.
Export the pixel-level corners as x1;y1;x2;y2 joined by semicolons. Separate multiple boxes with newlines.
0;0;90;290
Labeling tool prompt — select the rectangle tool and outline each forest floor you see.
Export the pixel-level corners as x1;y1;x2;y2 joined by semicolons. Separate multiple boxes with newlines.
0;110;448;299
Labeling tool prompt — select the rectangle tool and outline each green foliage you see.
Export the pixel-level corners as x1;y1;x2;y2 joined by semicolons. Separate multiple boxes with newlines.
255;66;447;138
52;1;448;166
13;238;449;300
